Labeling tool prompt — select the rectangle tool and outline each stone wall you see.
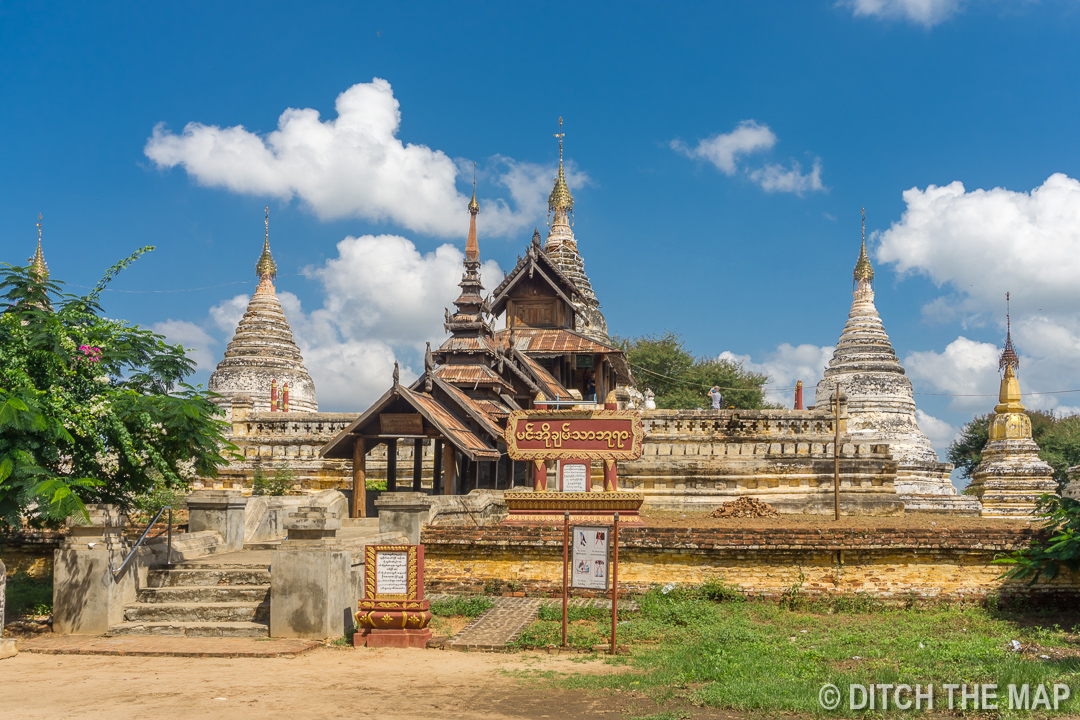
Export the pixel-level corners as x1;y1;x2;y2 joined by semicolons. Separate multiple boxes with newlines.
201;405;961;517
620;409;906;515
420;524;1079;600
0;531;66;577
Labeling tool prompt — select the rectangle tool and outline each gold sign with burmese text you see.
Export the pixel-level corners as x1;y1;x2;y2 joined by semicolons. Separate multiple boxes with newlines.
504;409;644;462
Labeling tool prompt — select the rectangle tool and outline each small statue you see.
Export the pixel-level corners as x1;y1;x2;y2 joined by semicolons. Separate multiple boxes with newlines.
643;388;656;410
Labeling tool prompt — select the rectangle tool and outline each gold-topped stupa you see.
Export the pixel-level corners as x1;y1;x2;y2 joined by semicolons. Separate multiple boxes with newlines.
967;299;1058;516
542;118;609;343
208;209;318;414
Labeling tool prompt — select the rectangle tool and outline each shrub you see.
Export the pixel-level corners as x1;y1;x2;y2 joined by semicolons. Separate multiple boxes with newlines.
252;465;295;496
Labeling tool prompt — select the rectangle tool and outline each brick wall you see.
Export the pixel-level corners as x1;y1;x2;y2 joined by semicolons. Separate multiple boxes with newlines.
420;525;1079;600
0;531;66;577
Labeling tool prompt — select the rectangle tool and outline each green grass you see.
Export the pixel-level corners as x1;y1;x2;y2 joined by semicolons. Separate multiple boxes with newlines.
515;586;1080;717
5;572;53;617
429;596;494;619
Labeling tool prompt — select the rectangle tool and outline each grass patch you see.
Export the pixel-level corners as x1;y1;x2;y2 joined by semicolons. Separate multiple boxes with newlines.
516;585;1080;717
429;596;494;619
5;571;53;617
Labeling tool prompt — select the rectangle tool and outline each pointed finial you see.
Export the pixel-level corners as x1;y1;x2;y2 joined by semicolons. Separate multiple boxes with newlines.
465;165;480;261
30;212;49;281
393;361;400;385
548;117;573;214
255;206;277;283
468;161;479;214
999;291;1020;373
853;207;874;290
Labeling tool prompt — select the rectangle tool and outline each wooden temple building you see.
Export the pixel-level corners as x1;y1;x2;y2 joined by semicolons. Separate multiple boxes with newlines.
322;136;633;516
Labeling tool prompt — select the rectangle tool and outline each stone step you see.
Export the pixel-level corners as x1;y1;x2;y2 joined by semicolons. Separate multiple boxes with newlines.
123;601;270;623
137;585;270;603
243;542;281;551
107;621;270;638
147;567;270;587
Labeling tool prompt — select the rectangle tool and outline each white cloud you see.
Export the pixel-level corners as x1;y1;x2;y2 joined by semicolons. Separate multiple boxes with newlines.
672;120;825;195
718;343;835;406
904;336;999;411
841;0;963;26
206;235;503;412
150;319;218;371
876;174;1080;317
915;409;958;453
145;79;576;238
671;121;776;175
877;174;1080;418
749;159;824;195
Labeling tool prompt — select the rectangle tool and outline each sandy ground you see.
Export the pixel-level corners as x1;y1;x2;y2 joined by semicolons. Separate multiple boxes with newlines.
0;646;715;720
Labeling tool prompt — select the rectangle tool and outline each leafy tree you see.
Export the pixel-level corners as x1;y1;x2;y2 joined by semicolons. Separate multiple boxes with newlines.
0;252;235;529
948;410;1080;487
996;495;1080;583
614;331;771;410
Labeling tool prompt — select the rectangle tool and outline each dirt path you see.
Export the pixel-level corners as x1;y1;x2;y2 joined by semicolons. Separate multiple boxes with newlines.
0;646;700;720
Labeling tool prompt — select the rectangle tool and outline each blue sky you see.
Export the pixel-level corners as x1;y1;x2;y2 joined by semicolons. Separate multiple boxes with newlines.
4;0;1080;474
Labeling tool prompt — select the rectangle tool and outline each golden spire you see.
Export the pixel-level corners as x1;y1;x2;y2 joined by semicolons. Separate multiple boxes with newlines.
547;116;573;214
999;292;1020;373
468;161;479;214
29;212;49;281
466;164;479;262
255;206;277;282
852;207;874;289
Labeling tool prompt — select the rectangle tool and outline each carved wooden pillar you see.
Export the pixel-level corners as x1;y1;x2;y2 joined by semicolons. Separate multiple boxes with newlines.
433;440;443;495
386;438;398;492
533;459;547;491
603;459;617;492
412;438;423;491
351;438;366;519
442;444;456;495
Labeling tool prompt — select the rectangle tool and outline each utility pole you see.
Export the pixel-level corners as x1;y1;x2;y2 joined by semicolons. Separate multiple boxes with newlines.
833;382;841;521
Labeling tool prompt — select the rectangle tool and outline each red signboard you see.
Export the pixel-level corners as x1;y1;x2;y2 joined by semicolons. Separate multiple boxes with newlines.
504;409;644;461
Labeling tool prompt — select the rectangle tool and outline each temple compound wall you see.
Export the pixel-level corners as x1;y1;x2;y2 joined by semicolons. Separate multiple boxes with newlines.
199;401;907;517
420;524;1080;601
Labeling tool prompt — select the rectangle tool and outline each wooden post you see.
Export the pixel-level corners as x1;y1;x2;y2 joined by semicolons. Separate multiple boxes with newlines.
610;512;619;656
562;510;569;648
351;438;366;519
387;438;398;492
442;445;456;495
833;382;841;522
433;440;443;495
474;459;481;491
413;438;423;491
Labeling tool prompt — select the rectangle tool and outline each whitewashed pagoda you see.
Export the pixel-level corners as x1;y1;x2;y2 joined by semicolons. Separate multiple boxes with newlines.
815;211;976;513
540;118;609;344
208;210;317;414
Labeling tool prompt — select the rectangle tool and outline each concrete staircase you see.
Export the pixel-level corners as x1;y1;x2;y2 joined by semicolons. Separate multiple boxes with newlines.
108;563;271;637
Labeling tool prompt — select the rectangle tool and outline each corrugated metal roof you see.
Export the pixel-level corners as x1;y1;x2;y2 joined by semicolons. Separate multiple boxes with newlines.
496;328;618;355
434;363;513;390
515;352;570;401
405;389;500;459
436;336;497;354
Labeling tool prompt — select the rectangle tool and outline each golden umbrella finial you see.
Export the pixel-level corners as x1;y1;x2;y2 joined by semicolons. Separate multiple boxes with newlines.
853;207;874;290
548;116;573;214
30;212;48;281
255;206;277;282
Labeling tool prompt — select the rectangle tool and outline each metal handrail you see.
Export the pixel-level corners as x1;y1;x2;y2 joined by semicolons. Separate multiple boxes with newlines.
111;505;173;578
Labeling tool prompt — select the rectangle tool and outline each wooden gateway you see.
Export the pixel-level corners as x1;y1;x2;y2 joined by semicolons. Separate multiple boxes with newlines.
321;139;634;517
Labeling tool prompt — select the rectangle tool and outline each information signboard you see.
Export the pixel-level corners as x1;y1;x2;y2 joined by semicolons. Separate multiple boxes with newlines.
571;526;609;590
560;461;589;493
